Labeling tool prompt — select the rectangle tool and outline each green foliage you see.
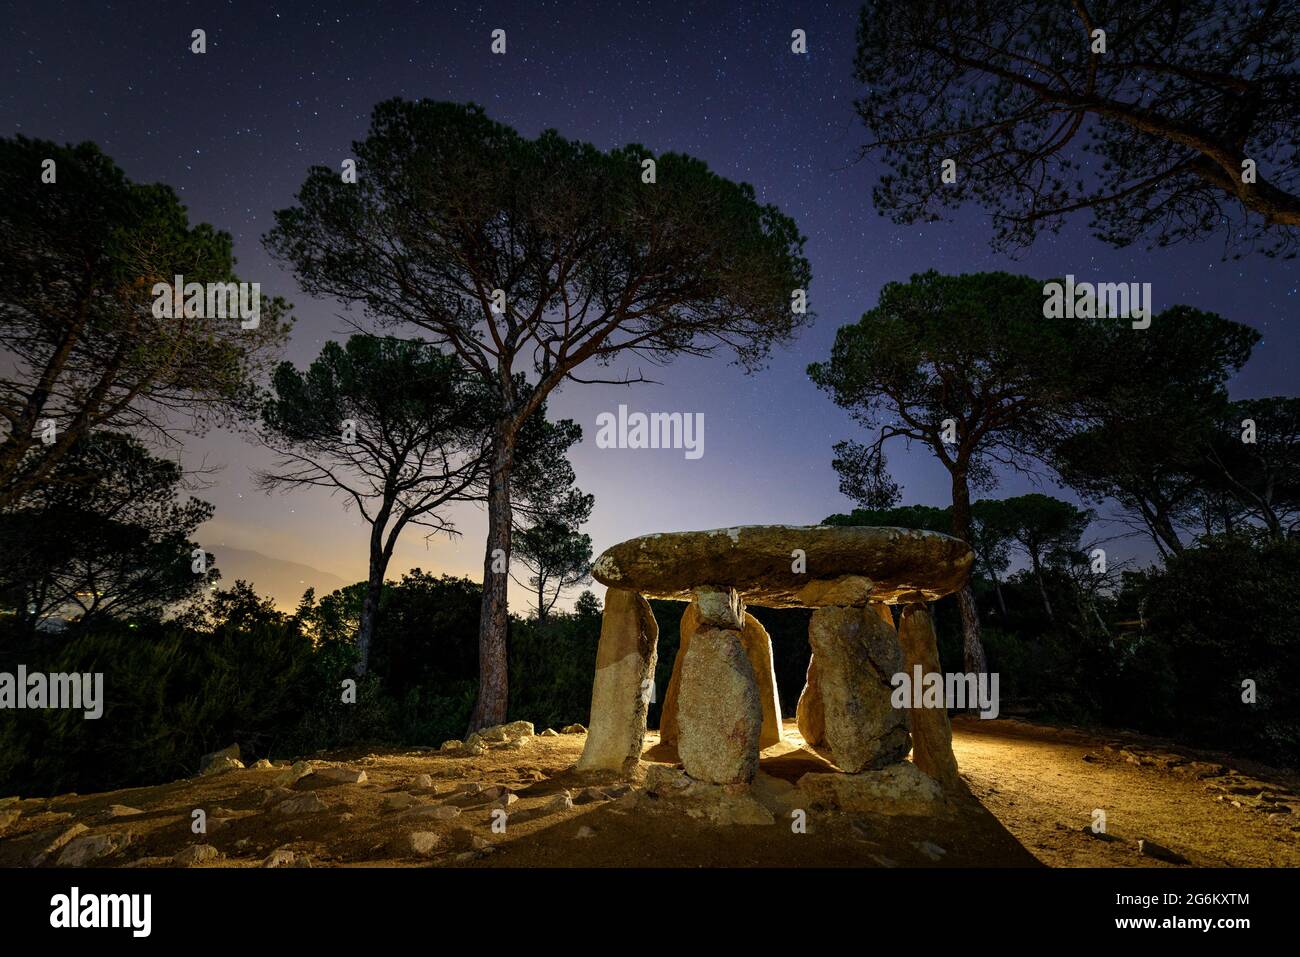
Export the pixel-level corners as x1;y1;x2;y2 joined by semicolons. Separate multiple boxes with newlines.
0;136;291;509
1134;534;1300;764
0;432;214;626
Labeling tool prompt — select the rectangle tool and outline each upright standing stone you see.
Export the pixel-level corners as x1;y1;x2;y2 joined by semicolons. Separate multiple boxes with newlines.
740;612;783;748
870;602;894;629
807;606;910;773
657;602;701;746
678;627;762;784
576;589;658;774
661;604;782;749
897;603;960;790
796;656;825;746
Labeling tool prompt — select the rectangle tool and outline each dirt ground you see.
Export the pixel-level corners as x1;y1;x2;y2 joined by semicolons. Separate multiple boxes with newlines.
2;717;1296;868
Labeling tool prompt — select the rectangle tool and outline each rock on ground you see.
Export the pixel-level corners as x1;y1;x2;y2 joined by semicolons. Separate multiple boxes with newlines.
796;763;945;815
173;844;221;866
57;831;132;867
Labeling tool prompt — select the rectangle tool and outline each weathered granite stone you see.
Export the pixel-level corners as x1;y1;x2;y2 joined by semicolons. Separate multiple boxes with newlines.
897;603;961;790
871;602;895;628
807;606;910;773
657;602;700;745
796;655;825;746
740;613;783;748
795;575;875;608
576;588;658;774
694;587;745;629
591;525;973;607
796;763;945;815
678;627;762;784
660;605;781;748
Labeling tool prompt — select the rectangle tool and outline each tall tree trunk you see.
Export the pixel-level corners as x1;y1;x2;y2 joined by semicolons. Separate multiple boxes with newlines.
468;428;515;732
1030;552;1056;625
949;467;988;675
355;560;385;677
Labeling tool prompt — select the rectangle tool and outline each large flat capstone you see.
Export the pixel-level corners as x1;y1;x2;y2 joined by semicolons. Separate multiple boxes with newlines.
590;525;973;607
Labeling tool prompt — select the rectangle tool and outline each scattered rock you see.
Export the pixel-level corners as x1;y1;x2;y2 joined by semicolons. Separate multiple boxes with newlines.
312;767;367;785
382;792;420;812
796;763;945;815
252;759;274;769
0;808;22;833
260;786;296;807
57;831;132;867
199;744;241;772
272;793;328;817
262;848;296;868
1138;839;1190;865
465;741;487;757
201;755;245;775
403;832;441;856
575;825;597;839
30;823;89;866
540;728;559;737
915;840;947;861
273;761;313;787
561;724;586;734
102;804;144;819
173;844;221;866
410;774;433;790
440;740;464;752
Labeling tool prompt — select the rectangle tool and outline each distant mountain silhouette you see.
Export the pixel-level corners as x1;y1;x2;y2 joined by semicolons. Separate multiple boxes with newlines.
210;547;351;609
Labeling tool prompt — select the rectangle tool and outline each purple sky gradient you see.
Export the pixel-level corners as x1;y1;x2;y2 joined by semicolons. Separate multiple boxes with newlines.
5;1;1296;606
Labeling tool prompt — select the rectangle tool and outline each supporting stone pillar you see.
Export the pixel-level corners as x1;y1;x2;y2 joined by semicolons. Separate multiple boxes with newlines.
656;602;701;745
661;603;782;749
897;603;961;790
678;625;762;784
870;602;894;629
807;606;910;773
576;588;658;774
740;612;783;748
796;656;825;746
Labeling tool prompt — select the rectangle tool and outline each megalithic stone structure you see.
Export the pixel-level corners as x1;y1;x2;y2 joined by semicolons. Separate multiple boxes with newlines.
576;588;658;774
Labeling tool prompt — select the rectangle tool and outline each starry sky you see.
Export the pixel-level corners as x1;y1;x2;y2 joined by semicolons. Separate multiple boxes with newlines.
4;1;1296;607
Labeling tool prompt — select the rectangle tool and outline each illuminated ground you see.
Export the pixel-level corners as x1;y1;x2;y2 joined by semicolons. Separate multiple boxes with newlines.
2;718;1295;868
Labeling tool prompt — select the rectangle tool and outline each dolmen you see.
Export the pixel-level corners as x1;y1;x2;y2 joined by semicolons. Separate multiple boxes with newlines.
575;525;972;794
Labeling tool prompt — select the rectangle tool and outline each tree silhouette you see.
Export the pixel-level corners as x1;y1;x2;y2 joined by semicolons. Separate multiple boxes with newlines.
853;0;1300;256
267;99;811;729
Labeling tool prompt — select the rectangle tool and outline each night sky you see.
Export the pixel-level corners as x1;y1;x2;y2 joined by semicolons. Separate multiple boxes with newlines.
4;1;1296;606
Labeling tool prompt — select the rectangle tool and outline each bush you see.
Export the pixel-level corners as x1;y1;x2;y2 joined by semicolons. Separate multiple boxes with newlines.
1134;534;1300;765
